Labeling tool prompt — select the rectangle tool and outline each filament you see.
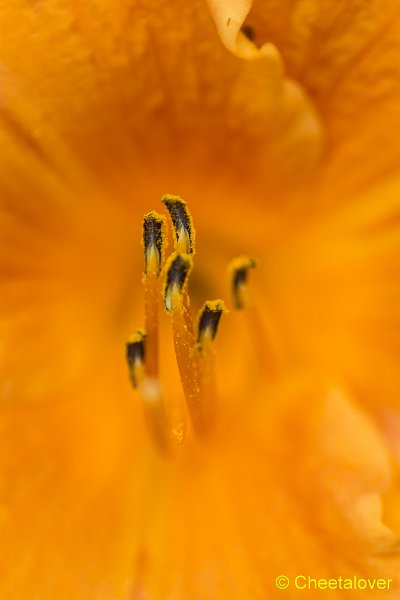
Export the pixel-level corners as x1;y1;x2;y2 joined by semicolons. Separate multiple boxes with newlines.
195;301;226;431
229;256;279;377
126;332;168;452
142;212;166;377
163;253;207;432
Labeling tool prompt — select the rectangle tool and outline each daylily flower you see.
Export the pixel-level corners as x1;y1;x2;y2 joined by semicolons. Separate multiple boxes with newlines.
1;0;400;598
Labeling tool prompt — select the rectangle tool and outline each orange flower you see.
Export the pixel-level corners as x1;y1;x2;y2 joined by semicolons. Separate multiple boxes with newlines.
1;1;400;598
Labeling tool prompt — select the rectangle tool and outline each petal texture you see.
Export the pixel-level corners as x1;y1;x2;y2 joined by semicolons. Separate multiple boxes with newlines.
1;367;399;599
243;0;400;193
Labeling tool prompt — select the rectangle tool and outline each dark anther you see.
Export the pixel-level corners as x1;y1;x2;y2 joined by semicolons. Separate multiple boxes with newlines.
143;212;164;275
241;25;255;41
162;195;194;254
198;301;225;343
232;258;256;309
164;253;192;312
126;331;146;387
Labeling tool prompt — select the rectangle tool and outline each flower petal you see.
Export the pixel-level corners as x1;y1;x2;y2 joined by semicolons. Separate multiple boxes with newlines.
256;174;400;425
1;372;399;598
0;0;321;185
235;0;400;194
206;0;276;59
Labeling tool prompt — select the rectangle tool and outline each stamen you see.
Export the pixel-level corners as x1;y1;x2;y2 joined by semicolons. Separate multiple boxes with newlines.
229;256;280;377
142;212;166;377
229;256;257;310
163;252;207;432
195;301;226;430
126;331;168;452
163;253;193;313
126;330;146;388
142;211;166;276
162;194;195;255
197;300;225;344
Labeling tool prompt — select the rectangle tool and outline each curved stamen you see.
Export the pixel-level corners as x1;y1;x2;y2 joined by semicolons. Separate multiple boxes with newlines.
229;256;257;310
126;330;146;388
163;253;193;313
195;301;226;431
229;256;280;377
162;194;195;255
142;212;167;377
126;330;169;452
163;252;208;432
197;300;225;344
143;211;166;277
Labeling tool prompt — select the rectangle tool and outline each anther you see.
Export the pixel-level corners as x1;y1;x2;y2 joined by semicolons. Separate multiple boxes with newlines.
228;255;279;376
194;301;226;433
163;253;193;312
126;330;146;388
241;25;255;41
229;256;257;309
142;211;166;276
126;331;169;453
197;300;226;344
162;195;195;254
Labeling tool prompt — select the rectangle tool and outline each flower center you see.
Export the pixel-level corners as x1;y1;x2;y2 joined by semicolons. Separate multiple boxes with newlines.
126;195;258;454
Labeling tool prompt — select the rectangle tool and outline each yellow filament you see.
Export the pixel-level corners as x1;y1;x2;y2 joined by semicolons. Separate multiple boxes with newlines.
182;285;195;340
127;334;168;452
229;257;280;377
126;330;146;388
142;214;166;377
228;256;256;310
143;271;160;378
247;305;279;377
169;284;206;433
139;378;169;453
195;300;226;431
195;331;217;431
